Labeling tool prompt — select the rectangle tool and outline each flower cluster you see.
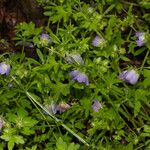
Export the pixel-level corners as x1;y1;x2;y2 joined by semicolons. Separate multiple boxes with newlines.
119;70;139;85
69;70;89;86
0;62;10;76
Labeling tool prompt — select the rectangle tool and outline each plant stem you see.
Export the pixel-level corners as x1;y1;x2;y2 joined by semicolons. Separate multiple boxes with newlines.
29;96;52;128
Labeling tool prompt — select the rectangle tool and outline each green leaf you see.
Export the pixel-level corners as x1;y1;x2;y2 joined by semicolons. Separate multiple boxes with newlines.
14;135;25;144
121;143;133;150
134;47;145;56
8;139;15;150
144;125;150;133
47;29;60;44
25;145;37;150
50;82;70;100
120;56;130;61
56;137;80;150
36;49;44;64
141;1;150;9
68;143;80;150
143;69;150;78
143;14;150;23
1;128;16;141
80;98;91;118
56;137;67;150
134;99;141;117
27;58;41;66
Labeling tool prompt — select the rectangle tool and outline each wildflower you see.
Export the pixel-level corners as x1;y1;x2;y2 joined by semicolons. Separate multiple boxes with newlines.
92;100;102;112
66;54;84;65
69;70;89;86
135;32;146;47
44;102;70;114
40;33;52;46
92;36;105;47
44;104;58;114
119;70;139;85
57;102;70;113
0;62;10;76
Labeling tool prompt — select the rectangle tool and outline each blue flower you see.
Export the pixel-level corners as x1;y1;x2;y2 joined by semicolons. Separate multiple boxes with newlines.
135;32;146;47
0;62;10;76
69;70;89;86
40;33;52;46
66;54;84;65
92;100;102;112
119;70;139;85
92;36;105;47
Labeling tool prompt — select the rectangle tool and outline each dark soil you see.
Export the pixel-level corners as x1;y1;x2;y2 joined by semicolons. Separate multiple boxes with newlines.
0;0;47;53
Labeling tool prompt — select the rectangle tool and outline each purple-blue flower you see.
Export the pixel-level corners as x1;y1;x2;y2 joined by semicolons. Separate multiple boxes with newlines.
92;36;105;47
69;70;89;86
135;32;146;47
40;33;52;46
92;100;102;112
119;70;139;85
66;54;84;65
0;62;10;76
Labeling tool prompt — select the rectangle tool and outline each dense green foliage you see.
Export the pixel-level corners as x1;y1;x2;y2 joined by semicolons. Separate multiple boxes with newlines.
0;0;150;149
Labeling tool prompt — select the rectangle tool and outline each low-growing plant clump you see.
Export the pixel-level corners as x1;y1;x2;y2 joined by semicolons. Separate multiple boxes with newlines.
0;0;150;149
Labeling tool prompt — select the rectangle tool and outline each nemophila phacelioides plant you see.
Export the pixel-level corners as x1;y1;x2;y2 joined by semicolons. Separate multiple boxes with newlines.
0;0;150;149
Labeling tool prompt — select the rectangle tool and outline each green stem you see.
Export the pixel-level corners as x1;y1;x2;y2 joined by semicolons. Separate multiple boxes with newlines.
121;0;139;6
29;96;52;128
120;104;138;129
20;46;25;63
140;50;149;73
47;17;51;28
